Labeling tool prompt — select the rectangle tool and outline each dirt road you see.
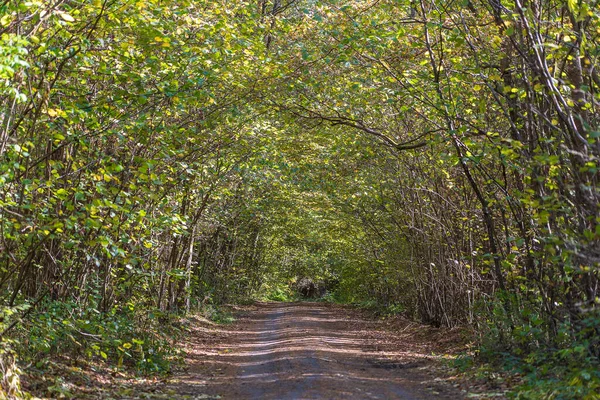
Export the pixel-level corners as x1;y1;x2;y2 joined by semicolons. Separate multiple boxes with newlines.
170;302;465;399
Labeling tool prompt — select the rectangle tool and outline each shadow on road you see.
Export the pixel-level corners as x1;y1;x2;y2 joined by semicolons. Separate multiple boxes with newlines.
164;302;464;399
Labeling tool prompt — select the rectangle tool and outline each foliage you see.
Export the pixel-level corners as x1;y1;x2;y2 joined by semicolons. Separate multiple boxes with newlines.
476;303;600;399
260;283;297;303
15;300;181;374
202;305;236;325
0;0;598;397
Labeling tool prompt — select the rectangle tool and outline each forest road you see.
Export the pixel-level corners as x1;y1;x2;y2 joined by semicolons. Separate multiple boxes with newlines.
171;302;465;400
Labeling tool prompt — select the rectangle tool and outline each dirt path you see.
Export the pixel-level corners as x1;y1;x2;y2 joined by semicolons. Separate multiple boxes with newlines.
169;302;466;399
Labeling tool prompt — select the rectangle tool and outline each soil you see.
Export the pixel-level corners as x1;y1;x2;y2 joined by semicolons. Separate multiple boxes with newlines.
162;302;469;399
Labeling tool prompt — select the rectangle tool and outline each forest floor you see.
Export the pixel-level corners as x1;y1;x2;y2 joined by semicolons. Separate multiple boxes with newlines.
25;302;511;399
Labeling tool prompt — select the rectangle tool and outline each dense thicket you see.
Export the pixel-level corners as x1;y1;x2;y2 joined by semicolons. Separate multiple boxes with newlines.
1;0;599;397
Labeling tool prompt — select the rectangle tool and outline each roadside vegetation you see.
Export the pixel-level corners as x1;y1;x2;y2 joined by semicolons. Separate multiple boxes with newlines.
0;0;598;398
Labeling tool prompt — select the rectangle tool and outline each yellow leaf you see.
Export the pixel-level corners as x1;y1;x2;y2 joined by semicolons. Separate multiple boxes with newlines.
0;14;12;26
58;12;75;22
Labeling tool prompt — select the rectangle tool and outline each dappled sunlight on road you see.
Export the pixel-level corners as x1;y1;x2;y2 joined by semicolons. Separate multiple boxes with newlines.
165;302;464;399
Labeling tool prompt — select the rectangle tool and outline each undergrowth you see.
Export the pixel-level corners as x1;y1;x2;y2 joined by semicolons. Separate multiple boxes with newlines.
1;300;186;398
2;299;245;398
16;300;183;374
347;299;407;319
202;304;235;324
258;283;298;302
451;300;600;399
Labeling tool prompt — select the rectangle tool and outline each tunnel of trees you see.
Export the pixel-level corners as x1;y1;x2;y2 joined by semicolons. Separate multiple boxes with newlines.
0;0;599;397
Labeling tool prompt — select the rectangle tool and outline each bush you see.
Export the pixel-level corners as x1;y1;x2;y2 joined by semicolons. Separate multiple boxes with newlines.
259;282;296;302
474;298;600;399
15;300;181;375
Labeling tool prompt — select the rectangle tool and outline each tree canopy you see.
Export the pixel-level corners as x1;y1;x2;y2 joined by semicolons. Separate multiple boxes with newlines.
0;0;599;397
